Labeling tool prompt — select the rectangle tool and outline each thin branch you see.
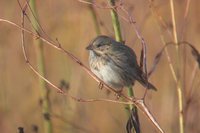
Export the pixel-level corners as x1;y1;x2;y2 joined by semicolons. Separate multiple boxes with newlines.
135;100;164;133
0;17;164;133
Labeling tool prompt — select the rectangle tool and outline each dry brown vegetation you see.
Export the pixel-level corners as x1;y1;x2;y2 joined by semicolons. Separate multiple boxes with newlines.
0;0;200;133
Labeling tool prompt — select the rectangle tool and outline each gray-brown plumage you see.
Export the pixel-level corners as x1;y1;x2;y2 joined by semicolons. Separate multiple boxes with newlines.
86;35;157;91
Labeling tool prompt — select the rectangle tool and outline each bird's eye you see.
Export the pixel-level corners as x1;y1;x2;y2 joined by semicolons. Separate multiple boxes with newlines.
97;43;103;47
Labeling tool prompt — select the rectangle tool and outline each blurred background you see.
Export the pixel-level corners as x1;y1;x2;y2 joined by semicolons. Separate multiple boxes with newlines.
0;0;200;133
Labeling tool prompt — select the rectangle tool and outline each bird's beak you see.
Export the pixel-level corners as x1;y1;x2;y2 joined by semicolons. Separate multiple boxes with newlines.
86;44;93;50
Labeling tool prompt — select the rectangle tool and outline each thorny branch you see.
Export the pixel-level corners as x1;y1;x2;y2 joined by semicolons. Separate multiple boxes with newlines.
0;18;164;132
0;1;165;133
1;18;133;104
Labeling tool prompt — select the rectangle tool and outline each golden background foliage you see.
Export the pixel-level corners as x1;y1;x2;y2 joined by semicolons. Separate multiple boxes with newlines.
0;0;200;133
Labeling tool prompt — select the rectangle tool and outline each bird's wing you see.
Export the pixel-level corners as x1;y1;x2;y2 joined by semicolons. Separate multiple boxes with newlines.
109;43;157;90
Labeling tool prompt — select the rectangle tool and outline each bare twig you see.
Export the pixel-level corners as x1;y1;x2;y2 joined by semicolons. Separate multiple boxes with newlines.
1;0;166;131
0;17;164;133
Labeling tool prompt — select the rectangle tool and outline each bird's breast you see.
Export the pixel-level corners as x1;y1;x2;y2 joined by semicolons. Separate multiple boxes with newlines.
89;51;124;89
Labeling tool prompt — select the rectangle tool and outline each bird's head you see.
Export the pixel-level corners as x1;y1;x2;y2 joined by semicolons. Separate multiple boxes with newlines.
86;35;114;55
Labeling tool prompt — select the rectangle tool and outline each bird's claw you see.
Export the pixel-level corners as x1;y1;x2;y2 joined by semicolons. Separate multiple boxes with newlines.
114;89;123;100
98;82;104;90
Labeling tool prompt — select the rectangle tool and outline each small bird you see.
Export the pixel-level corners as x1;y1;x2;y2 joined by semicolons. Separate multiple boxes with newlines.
86;35;157;91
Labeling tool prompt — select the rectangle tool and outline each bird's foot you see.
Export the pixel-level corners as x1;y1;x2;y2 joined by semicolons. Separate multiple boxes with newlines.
114;89;123;100
98;82;104;90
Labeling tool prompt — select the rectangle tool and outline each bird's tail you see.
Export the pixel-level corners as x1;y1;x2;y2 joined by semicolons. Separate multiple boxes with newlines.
145;81;157;91
138;79;157;91
134;69;157;91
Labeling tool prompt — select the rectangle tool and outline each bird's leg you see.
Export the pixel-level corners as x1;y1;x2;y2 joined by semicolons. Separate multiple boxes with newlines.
98;82;104;90
114;88;123;100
